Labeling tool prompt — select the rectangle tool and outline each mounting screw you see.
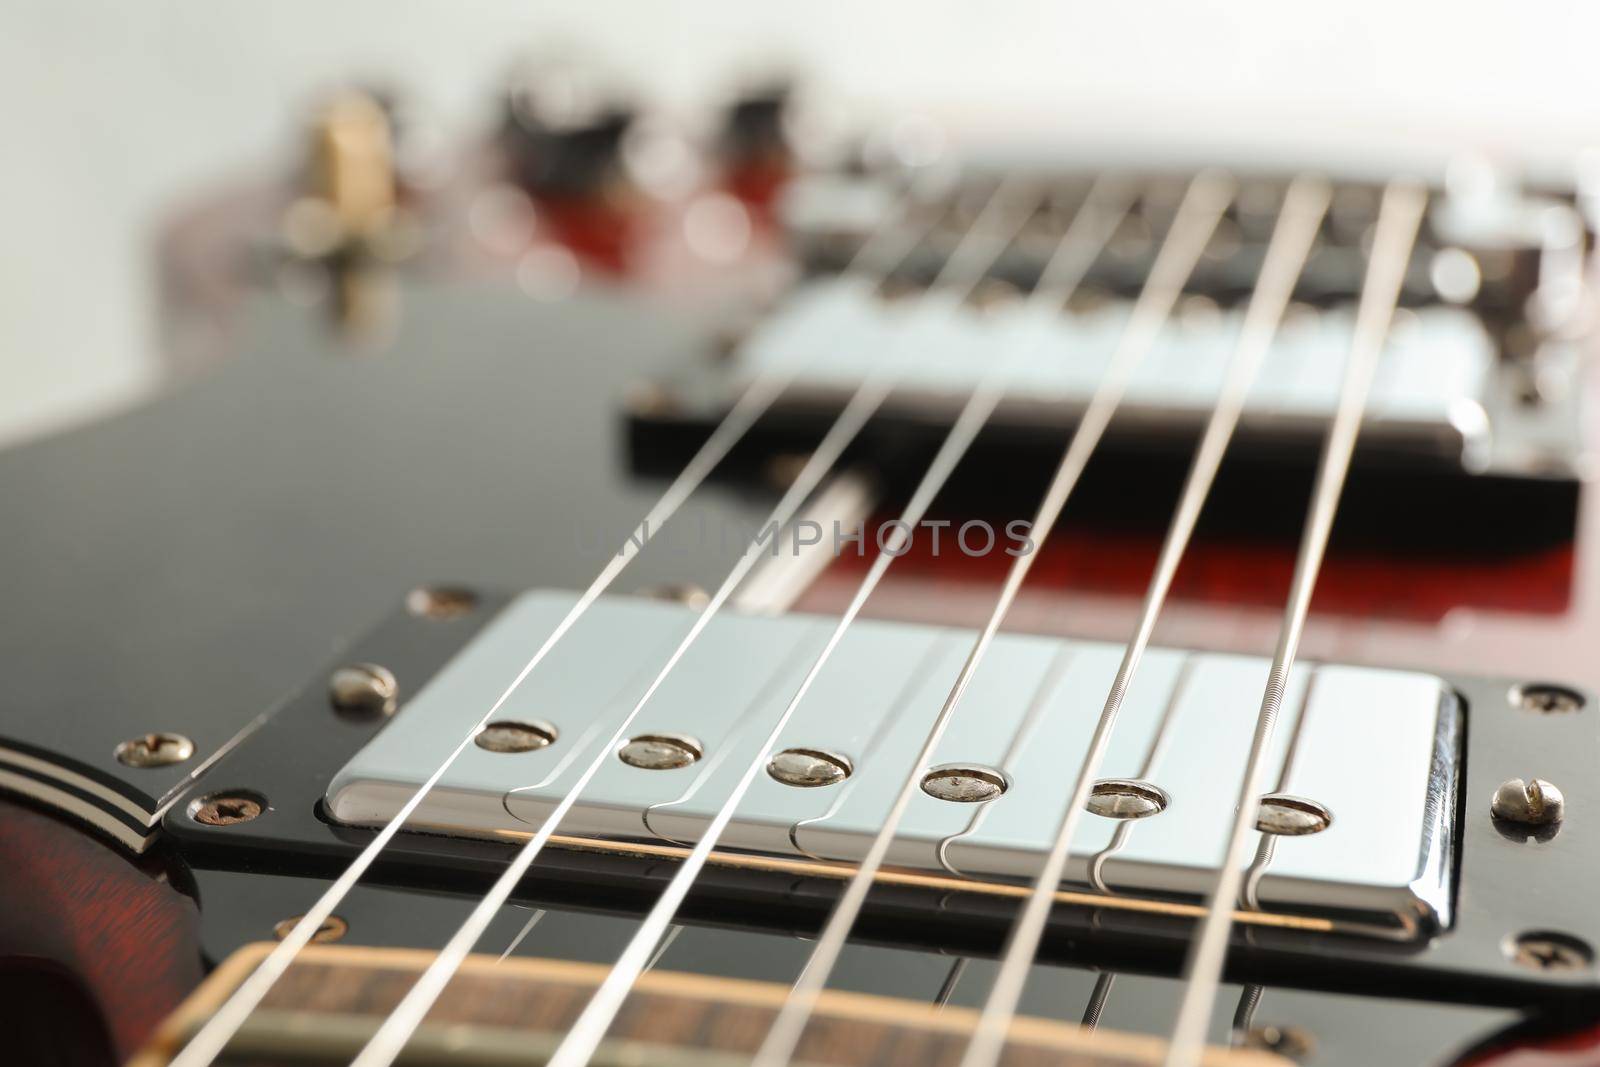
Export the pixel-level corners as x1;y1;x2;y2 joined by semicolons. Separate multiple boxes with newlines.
406;586;478;620
475;720;558;753
635;583;711;611
273;914;348;943
189;791;266;826
114;733;194;769
1508;931;1593;973
329;663;399;719
1242;1024;1315;1060
767;748;852;788
1513;684;1585;715
618;734;702;770
624;382;680;417
764;453;809;490
1491;778;1565;827
920;765;1008;804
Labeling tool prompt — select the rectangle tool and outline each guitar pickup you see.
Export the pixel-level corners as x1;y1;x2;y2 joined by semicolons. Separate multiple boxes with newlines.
628;168;1594;551
325;590;1460;940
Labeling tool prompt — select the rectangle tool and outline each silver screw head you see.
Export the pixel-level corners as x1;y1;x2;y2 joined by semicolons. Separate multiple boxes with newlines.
274;914;348;943
1085;779;1169;820
764;453;810;489
1242;1024;1316;1059
767;748;852;788
1491;777;1565;826
920;765;1007;804
635;583;711;611
475;720;558;753
624;382;680;417
405;586;478;620
618;734;702;770
329;663;399;719
1508;931;1592;972
1256;794;1333;837
189;791;266;826
114;732;194;768
1513;684;1585;715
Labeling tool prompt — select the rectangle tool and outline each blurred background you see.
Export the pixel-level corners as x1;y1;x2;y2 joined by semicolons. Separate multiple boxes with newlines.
5;1;1600;448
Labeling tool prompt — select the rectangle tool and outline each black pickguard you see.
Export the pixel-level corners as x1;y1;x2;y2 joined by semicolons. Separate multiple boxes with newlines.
0;278;776;827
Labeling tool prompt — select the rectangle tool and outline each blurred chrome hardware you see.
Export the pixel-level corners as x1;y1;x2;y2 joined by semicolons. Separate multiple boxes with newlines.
780;168;1588;328
716;80;796;207
500;62;634;200
278;89;419;339
305;91;399;245
1431;158;1589;357
719;81;793;170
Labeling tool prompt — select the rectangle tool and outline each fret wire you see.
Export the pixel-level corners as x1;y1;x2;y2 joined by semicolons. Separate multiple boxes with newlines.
348;176;1037;1067
164;173;941;1067
1161;179;1427;1067
538;181;1043;1067
751;172;1222;1067
958;175;1329;1067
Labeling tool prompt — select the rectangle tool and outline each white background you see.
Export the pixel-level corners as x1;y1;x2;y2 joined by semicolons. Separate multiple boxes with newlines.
4;1;1599;445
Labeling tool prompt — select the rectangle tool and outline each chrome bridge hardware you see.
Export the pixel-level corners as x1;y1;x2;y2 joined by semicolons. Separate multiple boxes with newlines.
326;590;1460;937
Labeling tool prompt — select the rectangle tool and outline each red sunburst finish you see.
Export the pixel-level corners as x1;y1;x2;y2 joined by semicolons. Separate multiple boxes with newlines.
0;798;202;1065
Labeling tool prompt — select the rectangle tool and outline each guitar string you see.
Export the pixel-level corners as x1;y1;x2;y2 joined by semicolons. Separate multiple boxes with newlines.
347;176;1040;1067
494;908;547;963
641;925;684;973
1230;983;1265;1044
749;170;1232;1067
1085;654;1198;895
956;174;1331;1067
933;958;969;1009
1081;973;1116;1030
164;173;938;1067
537;180;1127;1067
1242;670;1321;911
1160;178;1426;1067
935;642;1082;877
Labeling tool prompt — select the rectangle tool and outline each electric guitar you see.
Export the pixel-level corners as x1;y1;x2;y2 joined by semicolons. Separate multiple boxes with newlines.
4;70;1598;1067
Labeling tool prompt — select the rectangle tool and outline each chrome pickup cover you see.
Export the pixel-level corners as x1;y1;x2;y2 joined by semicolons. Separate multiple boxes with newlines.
326;591;1458;937
726;275;1534;474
